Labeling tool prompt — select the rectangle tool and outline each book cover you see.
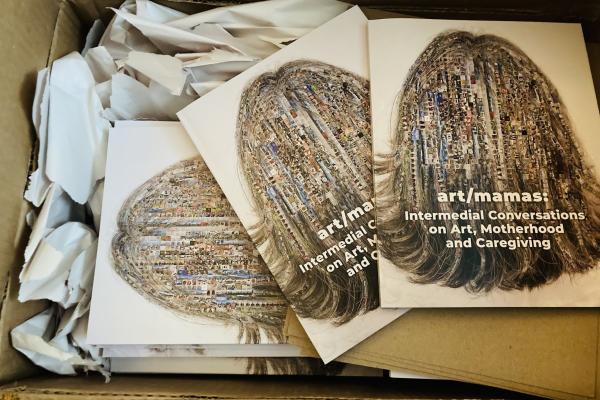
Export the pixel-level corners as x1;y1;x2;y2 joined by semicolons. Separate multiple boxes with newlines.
369;19;600;307
178;8;404;363
88;121;300;355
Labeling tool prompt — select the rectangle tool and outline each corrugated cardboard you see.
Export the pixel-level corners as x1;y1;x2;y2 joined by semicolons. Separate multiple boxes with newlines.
0;0;61;385
285;310;600;399
0;0;598;398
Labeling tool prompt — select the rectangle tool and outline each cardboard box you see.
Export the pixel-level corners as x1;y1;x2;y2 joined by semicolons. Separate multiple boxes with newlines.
0;0;598;398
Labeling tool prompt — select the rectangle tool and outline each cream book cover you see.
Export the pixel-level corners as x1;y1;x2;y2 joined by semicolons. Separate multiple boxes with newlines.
88;121;299;359
178;8;405;363
369;18;600;307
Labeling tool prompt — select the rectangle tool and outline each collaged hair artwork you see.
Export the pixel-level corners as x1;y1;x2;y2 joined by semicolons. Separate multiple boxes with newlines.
112;158;288;343
236;60;379;324
377;31;600;292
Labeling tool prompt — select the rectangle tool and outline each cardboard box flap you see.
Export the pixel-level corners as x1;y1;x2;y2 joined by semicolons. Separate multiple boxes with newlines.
0;0;67;385
286;309;599;399
49;1;83;64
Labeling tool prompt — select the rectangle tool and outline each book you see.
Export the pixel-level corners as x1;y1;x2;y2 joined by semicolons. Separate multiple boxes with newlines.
369;18;600;307
88;121;299;355
177;7;404;363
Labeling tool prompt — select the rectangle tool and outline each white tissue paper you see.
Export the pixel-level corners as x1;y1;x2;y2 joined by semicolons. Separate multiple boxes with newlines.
99;0;349;109
125;0;350;58
15;227;102;378
22;184;85;265
88;180;104;232
125;51;186;95
11;306;108;378
46;52;111;204
84;46;118;83
99;0;158;60
136;0;186;24
19;222;96;306
103;72;195;121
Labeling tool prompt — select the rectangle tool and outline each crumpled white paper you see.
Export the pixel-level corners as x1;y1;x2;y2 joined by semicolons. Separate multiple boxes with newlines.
189;80;225;97
103;72;195;121
97;0;349;110
46;52;111;204
22;184;85;265
88;180;104;232
85;46;118;84
15;226;103;378
112;0;349;58
136;0;186;24
99;0;158;60
176;49;258;68
103;74;194;121
125;51;186;95
11;306;108;379
19;222;96;307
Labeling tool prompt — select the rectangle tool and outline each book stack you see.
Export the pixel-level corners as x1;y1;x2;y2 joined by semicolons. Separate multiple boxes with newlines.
51;0;600;394
88;120;384;376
